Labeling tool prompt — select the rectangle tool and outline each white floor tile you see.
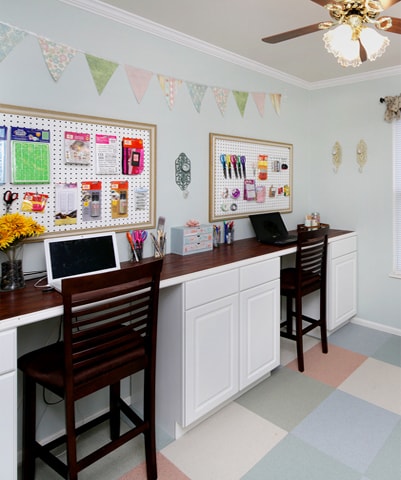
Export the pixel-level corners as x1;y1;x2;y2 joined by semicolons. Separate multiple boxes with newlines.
161;402;287;480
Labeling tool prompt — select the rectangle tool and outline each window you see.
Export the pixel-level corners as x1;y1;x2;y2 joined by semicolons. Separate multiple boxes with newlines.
394;118;401;277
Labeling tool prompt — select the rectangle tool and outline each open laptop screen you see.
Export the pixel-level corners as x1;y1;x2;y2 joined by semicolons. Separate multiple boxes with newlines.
44;232;120;290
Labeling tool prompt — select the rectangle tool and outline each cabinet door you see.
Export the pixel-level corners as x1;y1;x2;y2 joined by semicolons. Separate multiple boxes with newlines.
239;280;280;389
184;294;239;426
0;372;17;480
328;251;357;330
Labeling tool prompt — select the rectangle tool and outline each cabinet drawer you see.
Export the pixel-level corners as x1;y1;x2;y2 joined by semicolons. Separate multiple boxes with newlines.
240;258;280;291
0;330;16;374
330;236;357;259
185;269;239;309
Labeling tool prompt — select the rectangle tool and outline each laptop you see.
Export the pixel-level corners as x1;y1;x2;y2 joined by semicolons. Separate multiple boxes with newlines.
44;231;121;292
249;212;297;246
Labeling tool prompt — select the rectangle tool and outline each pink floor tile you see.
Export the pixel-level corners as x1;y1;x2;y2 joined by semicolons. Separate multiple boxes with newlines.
118;452;190;480
286;343;367;387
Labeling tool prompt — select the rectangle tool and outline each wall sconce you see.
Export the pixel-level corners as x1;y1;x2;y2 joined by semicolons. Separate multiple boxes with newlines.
356;140;367;173
175;152;191;198
332;141;342;173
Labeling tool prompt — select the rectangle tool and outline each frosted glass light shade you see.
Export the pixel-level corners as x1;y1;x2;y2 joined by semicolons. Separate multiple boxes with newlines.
359;27;390;61
323;25;361;67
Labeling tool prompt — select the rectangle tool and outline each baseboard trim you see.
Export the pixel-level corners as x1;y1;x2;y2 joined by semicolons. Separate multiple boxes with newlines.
351;317;401;337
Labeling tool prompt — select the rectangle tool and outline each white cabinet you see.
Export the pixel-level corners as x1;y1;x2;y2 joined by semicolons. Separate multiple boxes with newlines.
185;294;239;425
239;259;280;389
327;235;357;330
183;258;280;426
0;329;17;480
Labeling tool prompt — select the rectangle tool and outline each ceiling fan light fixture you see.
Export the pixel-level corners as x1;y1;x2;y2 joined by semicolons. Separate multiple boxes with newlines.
359;27;390;60
323;25;362;67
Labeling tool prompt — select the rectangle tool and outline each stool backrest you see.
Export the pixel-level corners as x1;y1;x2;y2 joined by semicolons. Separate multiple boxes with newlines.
61;258;163;399
295;225;329;294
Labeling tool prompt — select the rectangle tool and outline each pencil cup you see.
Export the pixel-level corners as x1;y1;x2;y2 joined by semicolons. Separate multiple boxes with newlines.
213;228;221;248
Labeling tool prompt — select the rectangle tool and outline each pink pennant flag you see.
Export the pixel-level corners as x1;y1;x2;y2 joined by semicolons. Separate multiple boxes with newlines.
38;37;76;82
158;75;182;110
252;92;266;117
124;65;153;103
212;87;230;117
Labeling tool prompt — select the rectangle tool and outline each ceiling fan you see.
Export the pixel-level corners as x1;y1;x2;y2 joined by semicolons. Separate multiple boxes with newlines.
262;1;401;65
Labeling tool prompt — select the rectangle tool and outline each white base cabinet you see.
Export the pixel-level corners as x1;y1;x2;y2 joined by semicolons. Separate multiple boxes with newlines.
327;235;357;330
157;257;280;438
0;329;17;480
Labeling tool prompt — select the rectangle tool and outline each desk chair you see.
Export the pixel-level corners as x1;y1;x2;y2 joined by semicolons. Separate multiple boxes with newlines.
18;259;163;480
280;225;329;372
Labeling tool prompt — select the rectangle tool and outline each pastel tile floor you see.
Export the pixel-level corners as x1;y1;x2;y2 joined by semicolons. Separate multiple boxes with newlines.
29;323;401;480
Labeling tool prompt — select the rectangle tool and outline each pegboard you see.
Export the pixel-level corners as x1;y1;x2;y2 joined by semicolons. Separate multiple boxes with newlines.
209;132;293;222
0;104;156;238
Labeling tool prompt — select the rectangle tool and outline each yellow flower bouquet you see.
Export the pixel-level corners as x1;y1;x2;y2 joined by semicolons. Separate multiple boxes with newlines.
0;213;45;291
0;212;45;252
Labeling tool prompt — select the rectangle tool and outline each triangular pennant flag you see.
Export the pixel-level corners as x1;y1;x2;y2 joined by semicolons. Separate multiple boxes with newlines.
124;65;153;103
38;37;76;82
186;82;208;113
0;23;26;62
269;93;282;116
251;92;266;117
158;75;182;110
85;54;119;95
212;87;230;116
233;91;249;117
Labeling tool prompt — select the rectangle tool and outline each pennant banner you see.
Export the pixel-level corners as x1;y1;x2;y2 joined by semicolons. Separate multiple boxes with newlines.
212;87;230;117
233;91;249;117
38;38;76;82
158;75;182;110
252;92;266;117
0;23;27;62
270;93;282;116
124;65;153;103
85;54;119;95
186;82;208;113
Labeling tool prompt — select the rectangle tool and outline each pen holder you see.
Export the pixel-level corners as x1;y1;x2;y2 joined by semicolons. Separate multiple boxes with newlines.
153;234;166;258
213;228;221;248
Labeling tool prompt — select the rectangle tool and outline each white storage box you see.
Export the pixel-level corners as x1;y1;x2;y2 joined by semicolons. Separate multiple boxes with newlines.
170;225;213;255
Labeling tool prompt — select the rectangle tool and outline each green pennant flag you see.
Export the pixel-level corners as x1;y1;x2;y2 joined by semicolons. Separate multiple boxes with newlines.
85;54;119;95
233;91;249;117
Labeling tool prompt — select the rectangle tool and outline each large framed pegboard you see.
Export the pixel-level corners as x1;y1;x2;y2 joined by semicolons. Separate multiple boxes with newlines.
209;132;293;222
0;104;156;239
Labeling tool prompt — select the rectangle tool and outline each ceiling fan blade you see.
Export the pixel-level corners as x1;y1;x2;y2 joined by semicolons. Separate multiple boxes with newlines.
262;23;321;43
359;41;368;62
309;0;329;6
387;17;401;33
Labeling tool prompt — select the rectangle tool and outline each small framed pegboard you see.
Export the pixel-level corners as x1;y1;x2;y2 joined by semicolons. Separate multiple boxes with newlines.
0;104;156;238
209;132;293;222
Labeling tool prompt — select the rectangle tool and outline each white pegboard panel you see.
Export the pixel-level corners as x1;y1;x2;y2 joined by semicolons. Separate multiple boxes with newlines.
209;133;293;222
0;104;156;237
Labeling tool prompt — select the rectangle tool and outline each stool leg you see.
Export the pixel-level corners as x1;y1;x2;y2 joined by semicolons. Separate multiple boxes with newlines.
65;394;78;480
21;375;36;480
320;290;328;354
143;367;157;480
295;294;304;372
110;382;120;440
285;296;292;334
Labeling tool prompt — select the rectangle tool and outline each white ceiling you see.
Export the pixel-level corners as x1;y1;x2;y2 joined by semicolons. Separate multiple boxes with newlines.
72;0;401;86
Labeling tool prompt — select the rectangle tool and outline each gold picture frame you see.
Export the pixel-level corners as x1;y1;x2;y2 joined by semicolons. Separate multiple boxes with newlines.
209;132;293;222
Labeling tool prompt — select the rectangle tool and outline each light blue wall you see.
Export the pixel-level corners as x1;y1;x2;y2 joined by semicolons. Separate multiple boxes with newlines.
1;0;400;332
310;76;401;331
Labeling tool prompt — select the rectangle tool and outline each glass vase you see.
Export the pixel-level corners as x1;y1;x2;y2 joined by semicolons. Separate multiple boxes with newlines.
1;243;25;291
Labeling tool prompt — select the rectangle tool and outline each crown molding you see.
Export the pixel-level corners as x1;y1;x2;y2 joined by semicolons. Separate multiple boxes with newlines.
60;0;400;91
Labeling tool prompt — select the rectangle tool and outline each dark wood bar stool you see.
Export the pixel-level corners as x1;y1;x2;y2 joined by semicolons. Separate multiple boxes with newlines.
280;225;329;372
18;259;163;480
